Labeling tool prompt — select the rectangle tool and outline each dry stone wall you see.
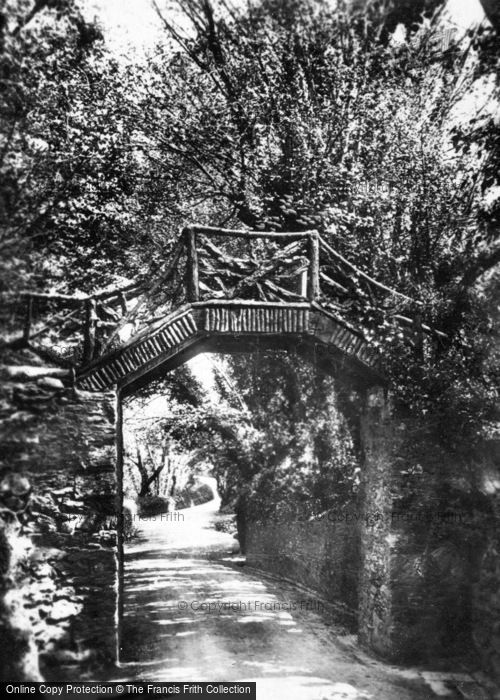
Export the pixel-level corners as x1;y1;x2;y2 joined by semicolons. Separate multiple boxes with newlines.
0;353;118;681
245;516;360;626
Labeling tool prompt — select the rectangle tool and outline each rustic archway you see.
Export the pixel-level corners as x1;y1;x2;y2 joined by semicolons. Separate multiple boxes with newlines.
6;225;453;677
71;226;423;668
77;300;384;396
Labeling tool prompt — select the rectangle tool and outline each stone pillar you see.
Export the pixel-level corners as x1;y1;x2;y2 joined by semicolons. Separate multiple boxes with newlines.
471;440;500;683
0;374;118;680
358;387;399;657
358;387;484;664
472;511;500;683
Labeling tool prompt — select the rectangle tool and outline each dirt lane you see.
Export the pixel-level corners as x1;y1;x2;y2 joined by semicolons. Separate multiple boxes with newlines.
118;491;457;700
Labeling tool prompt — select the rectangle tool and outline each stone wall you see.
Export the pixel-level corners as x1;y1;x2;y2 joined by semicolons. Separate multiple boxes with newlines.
357;388;472;662
359;388;500;673
471;439;500;684
357;387;398;658
245;516;360;625
245;385;500;682
0;355;118;681
243;387;409;657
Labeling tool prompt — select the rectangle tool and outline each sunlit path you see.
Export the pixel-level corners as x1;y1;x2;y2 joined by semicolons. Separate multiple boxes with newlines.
119;483;444;700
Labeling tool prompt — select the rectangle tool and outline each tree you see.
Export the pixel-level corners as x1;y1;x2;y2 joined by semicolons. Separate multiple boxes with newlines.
122;364;204;500
125;2;495;427
130;351;361;521
131;2;500;521
0;0;163;305
134;0;472;291
129;442;168;499
4;0;497;519
213;350;359;520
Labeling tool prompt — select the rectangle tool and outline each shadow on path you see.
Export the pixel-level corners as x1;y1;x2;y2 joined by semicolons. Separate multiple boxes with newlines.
118;483;458;700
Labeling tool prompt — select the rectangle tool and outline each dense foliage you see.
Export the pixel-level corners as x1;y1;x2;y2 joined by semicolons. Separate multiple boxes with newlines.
122;364;205;501
121;0;497;448
2;0;498;517
124;352;360;524
1;0;146;294
209;351;360;521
